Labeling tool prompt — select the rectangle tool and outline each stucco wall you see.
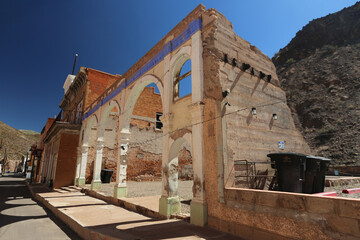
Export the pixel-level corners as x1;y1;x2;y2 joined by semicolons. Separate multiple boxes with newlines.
199;8;360;240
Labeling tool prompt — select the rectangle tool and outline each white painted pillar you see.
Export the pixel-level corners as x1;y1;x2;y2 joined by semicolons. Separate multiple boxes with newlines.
191;31;204;103
159;52;182;217
160;53;172;198
114;130;130;198
91;138;103;190
190;29;207;226
189;102;206;202
77;144;88;186
74;146;81;186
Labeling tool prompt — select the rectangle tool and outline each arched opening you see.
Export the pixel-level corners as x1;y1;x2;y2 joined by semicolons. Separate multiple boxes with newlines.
115;74;165;199
174;59;192;100
127;82;163;183
101;105;119;183
83;115;98;184
168;137;193;216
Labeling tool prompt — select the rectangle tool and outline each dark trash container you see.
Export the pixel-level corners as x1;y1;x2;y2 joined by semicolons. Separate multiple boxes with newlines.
313;157;330;193
268;152;307;193
303;155;321;194
101;169;114;183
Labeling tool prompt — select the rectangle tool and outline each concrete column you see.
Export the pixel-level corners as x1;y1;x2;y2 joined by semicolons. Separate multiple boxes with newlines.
163;53;172;114
159;113;181;217
114;130;130;198
40;147;48;183
91;139;103;190
188;101;207;226
77;144;88;187
191;31;204;103
44;143;53;183
74;146;81;186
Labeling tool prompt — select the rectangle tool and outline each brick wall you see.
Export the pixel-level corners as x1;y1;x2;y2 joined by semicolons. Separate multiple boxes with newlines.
85;146;95;183
127;146;192;181
86;68;120;110
130;86;162;129
54;133;79;188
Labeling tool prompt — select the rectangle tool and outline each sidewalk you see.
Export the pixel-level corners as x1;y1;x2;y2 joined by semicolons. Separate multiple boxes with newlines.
27;183;242;240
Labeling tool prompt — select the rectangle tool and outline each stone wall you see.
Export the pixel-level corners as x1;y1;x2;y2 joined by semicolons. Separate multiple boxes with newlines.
199;8;360;240
127;125;192;181
211;188;360;240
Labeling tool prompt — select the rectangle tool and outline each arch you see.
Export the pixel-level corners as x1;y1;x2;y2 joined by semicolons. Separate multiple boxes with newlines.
98;99;121;138
170;46;191;78
170;46;191;101
168;135;192;197
122;74;164;132
83;114;98;145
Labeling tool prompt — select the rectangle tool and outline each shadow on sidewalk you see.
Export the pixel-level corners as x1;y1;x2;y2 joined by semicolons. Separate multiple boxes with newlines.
86;218;242;240
0;176;82;240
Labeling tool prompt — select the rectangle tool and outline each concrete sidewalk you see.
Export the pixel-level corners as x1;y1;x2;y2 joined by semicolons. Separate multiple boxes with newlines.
27;183;242;240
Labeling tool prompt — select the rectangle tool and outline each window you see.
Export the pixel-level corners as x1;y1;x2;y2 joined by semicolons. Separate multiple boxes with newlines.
174;59;191;100
156;112;163;130
76;102;82;124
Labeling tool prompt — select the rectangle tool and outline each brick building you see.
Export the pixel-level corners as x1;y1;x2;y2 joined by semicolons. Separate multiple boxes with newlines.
31;117;55;183
39;67;120;189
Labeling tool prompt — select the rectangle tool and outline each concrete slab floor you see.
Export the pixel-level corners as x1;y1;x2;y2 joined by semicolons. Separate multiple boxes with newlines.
29;185;243;240
84;180;193;215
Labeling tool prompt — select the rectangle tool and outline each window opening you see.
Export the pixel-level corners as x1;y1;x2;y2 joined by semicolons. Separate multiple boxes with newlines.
76;102;82;124
174;59;191;100
156;112;163;130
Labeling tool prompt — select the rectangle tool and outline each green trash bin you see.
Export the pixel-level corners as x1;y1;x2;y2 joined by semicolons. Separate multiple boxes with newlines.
268;152;307;193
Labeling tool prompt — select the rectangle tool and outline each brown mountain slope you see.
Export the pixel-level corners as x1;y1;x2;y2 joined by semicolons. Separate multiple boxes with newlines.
0;121;40;160
273;3;360;166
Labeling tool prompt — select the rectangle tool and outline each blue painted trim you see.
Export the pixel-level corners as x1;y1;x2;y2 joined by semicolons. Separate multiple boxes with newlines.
82;18;202;121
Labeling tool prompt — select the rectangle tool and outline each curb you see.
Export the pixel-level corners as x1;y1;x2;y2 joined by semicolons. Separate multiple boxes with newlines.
342;188;360;194
26;181;119;240
81;188;190;222
81;188;167;220
312;191;338;197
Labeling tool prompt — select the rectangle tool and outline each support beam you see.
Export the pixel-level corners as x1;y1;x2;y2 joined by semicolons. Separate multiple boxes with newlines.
91;139;103;190
159;113;181;217
74;146;81;186
114;130;130;198
189;101;207;226
77;144;88;187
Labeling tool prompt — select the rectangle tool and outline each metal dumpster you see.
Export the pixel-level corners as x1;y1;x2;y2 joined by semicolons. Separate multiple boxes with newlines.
313;157;331;193
303;155;321;194
268;152;307;193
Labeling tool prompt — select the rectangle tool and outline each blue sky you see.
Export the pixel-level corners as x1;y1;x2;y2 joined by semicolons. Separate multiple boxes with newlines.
0;0;357;132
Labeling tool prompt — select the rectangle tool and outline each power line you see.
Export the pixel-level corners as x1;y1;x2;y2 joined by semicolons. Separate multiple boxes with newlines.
127;99;286;148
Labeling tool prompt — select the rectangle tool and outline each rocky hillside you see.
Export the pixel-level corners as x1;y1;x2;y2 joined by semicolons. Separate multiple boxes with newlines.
273;2;360;166
0;121;40;160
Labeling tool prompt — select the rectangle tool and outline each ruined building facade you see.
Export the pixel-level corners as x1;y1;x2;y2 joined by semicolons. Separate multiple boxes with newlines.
37;5;360;240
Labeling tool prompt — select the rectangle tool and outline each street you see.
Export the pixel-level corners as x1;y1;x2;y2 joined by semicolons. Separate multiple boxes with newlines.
0;173;81;240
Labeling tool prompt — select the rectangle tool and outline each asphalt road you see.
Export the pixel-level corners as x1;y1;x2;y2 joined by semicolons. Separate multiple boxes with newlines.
0;173;81;240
